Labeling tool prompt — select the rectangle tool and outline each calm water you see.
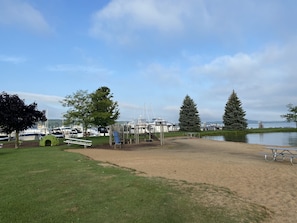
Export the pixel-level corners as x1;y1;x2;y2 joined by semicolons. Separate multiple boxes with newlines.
203;132;297;147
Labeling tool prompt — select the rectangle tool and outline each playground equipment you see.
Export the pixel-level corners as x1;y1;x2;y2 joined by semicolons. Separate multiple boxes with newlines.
154;121;165;145
112;131;122;149
39;135;60;147
108;120;165;148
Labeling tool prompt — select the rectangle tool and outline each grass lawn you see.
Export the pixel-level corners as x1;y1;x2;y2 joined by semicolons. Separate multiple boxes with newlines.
0;145;270;223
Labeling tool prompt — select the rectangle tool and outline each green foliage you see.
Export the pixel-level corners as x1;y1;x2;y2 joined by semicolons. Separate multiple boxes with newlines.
281;103;297;128
223;90;247;130
179;95;201;132
61;90;92;136
61;87;120;136
0;92;47;148
90;86;120;127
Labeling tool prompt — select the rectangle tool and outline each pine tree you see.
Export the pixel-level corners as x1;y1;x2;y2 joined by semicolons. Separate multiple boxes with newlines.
223;90;247;130
179;95;201;132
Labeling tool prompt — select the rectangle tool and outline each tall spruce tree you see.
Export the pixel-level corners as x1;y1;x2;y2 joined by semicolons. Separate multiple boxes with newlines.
179;95;201;132
223;90;247;130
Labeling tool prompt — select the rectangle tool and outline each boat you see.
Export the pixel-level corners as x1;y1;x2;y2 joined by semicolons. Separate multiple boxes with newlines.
0;133;9;141
125;117;179;134
19;129;45;141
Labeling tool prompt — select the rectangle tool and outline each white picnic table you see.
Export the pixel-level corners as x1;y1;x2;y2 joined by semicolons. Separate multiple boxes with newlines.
265;147;297;165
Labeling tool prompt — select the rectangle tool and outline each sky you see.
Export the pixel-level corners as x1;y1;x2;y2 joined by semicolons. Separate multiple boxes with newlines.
1;0;296;123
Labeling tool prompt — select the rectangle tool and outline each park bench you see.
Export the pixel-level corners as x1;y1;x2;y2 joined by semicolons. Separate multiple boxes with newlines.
64;137;92;148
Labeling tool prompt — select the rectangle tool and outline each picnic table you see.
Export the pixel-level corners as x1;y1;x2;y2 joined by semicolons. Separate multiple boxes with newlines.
265;147;297;165
185;132;200;138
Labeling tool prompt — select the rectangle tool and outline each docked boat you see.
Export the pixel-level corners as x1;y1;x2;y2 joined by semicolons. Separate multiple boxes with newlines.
126;117;179;134
19;129;45;141
0;133;9;141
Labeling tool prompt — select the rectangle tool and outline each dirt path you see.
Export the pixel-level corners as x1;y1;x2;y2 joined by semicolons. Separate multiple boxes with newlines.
68;138;297;223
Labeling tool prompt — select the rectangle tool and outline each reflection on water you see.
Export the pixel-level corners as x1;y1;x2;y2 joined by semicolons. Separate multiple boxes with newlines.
223;132;247;143
203;132;297;147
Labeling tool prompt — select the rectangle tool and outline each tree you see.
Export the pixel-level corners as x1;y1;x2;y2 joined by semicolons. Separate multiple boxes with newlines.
90;86;120;127
179;95;201;132
61;90;93;137
0;92;47;148
223;90;247;130
281;103;297;128
61;87;120;136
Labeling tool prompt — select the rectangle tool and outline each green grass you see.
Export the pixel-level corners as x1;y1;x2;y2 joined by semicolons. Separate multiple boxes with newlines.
164;127;297;138
0;146;270;223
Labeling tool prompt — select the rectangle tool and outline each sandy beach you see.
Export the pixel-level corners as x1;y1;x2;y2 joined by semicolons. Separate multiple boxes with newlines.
68;137;297;222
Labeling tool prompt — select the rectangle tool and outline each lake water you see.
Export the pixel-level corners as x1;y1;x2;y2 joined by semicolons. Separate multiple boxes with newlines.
203;132;297;147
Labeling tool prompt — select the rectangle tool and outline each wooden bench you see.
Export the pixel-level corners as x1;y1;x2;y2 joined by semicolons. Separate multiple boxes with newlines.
64;138;92;148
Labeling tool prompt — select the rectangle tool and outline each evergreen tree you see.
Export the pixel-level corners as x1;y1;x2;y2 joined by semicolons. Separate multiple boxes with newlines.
223;90;247;130
179;95;201;132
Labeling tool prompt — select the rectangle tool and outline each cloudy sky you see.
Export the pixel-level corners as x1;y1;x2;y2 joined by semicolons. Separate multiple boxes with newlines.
1;0;296;123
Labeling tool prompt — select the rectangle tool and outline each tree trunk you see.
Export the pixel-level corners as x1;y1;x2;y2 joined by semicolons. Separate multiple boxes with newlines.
15;130;20;148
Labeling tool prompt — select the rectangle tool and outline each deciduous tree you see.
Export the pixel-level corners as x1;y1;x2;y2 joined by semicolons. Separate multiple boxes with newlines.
281;103;297;128
0;92;47;148
179;95;201;132
61;90;92;137
223;90;247;130
61;87;120;136
90;86;120;127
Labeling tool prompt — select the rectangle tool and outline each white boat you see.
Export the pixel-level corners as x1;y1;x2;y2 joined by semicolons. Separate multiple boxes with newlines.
125;117;179;134
0;133;9;141
98;127;109;136
19;129;45;141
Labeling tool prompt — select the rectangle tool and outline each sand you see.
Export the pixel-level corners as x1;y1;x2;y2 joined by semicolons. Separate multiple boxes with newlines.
68;137;297;223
